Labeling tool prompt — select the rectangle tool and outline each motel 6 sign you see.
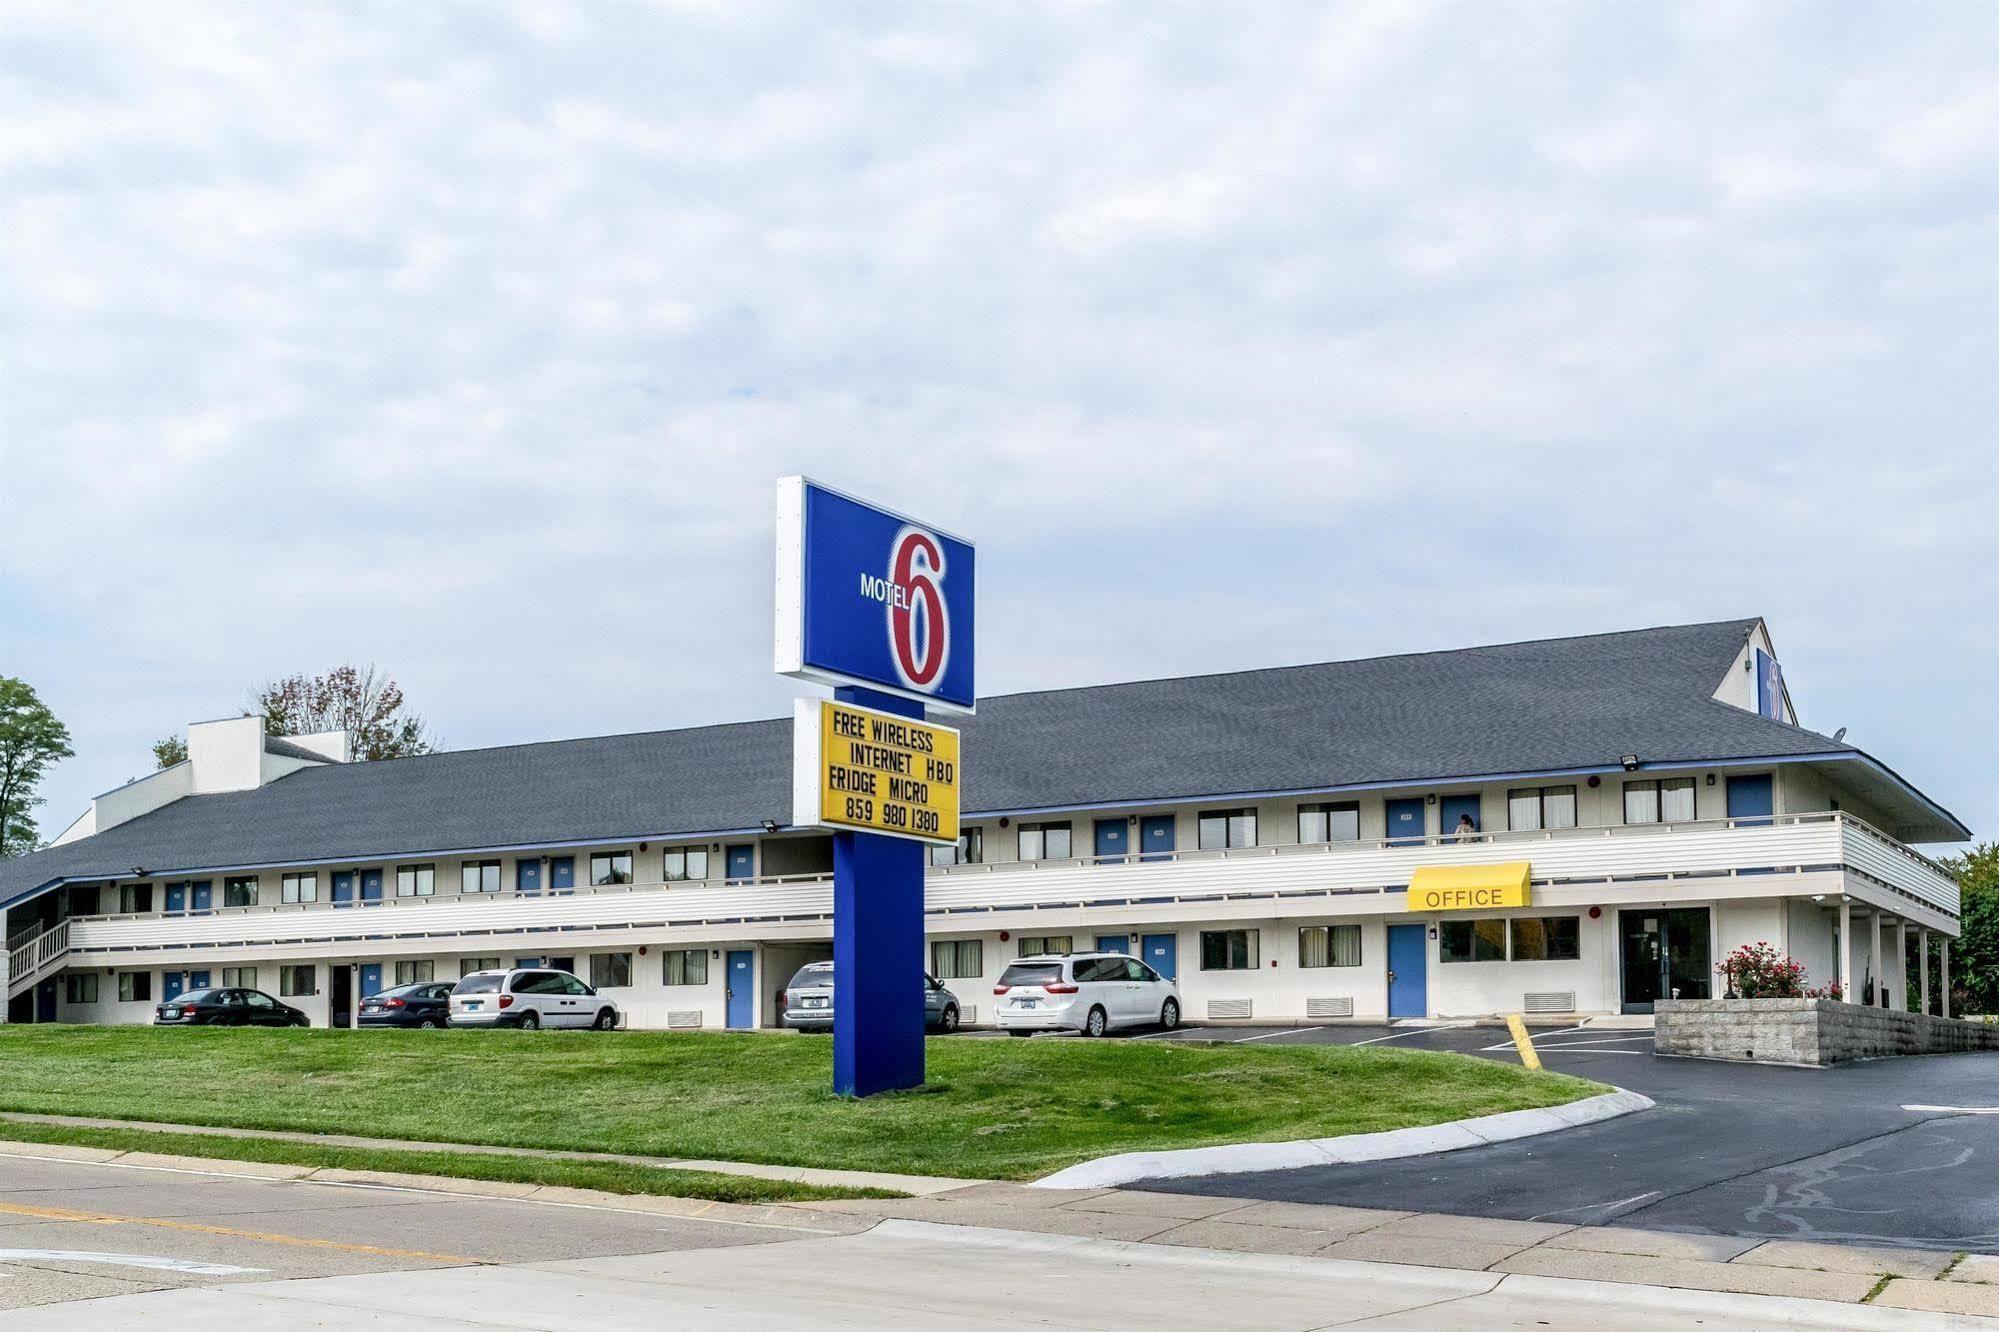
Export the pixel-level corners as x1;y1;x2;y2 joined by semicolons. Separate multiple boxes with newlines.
774;476;976;716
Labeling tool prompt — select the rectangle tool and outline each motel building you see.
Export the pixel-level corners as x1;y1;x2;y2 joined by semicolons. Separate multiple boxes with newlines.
0;618;1969;1030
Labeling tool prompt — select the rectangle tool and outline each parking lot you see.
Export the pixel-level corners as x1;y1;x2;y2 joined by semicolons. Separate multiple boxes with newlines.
1075;1021;1999;1254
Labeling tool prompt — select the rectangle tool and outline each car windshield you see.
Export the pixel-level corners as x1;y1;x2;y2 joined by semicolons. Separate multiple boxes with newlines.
453;974;504;994
788;964;834;989
176;989;218;1003
999;963;1063;988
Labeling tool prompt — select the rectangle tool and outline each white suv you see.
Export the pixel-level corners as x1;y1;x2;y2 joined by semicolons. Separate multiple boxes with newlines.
994;952;1181;1037
448;968;620;1030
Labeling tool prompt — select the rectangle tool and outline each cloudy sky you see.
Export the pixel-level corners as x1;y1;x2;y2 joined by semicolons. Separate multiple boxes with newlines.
3;2;1995;846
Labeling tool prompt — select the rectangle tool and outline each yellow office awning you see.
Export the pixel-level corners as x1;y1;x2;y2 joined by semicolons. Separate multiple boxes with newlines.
1405;862;1532;913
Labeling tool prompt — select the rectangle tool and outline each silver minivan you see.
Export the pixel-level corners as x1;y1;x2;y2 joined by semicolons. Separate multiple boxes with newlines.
995;952;1181;1037
781;961;962;1033
448;967;620;1030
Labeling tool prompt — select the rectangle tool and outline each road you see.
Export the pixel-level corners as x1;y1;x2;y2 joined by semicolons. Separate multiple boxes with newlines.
1123;1022;1999;1252
0;1155;1948;1328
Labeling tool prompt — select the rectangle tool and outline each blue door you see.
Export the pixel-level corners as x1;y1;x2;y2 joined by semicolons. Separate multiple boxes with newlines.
1094;819;1128;862
191;970;211;990
726;845;755;883
332;872;355;908
361;869;384;903
517;860;543;895
549;857;575;894
1388;924;1428;1018
165;883;186;913
1440;795;1481;839
164;972;185;1002
1141;933;1178;980
359;963;382;998
191;881;213;911
725;951;755;1028
1139;815;1176;861
1727;774;1774;826
36;979;57;1022
1097;934;1129;954
1386;798;1426;846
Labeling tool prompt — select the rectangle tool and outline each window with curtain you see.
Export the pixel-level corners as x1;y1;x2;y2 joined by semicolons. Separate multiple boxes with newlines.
590;852;634;886
460;861;501;893
931;827;984;866
590;953;633;988
280;872;318;904
1200;929;1259;970
223;876;259;908
118;972;151;1002
396;865;435;897
281;964;319;996
1018;934;1072;957
1507;786;1578;832
1298;924;1362;968
393;960;433;985
1297;802;1361;844
662;949;709;985
931;939;983;979
460;957;500;976
1624;777;1695;825
221;967;258;989
1017;823;1072;861
64;974;98;1004
1198;809;1258;851
663;847;709;881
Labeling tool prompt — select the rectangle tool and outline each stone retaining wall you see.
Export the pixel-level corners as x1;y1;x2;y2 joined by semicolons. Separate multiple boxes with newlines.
1655;998;1999;1066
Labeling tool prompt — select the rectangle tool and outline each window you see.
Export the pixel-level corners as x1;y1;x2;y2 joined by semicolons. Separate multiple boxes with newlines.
118;972;152;1002
1624;777;1696;825
1297;802;1360;844
280;964;317;996
393;960;433;985
1016;822;1072;862
64;973;98;1004
662;949;708;985
1298;924;1362;968
1508;786;1578;832
68;885;100;915
1200;929;1259;971
931;827;984;867
931;939;983;979
1509;917;1581;962
1018;934;1072;957
119;883;153;913
461;861;501;894
663;847;710;882
221;967;258;989
590;852;634;886
281;872;318;904
396;864;435;897
1198;808;1258;851
590;953;633;988
223;876;259;908
1440;919;1508;963
460;956;500;976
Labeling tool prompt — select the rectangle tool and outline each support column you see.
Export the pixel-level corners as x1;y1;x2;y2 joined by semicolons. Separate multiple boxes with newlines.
1941;936;1951;1019
1838;898;1853;1001
1863;908;1879;1007
1896;920;1910;1013
1919;928;1931;1015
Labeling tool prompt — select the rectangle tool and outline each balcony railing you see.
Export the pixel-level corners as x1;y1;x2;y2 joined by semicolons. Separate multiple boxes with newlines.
62;811;1956;957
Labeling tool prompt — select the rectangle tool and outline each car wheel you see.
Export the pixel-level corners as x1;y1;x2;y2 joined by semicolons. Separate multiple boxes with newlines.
1159;997;1181;1031
939;1005;959;1033
592;1009;617;1031
416;1017;439;1030
516;1011;540;1031
1086;1006;1109;1038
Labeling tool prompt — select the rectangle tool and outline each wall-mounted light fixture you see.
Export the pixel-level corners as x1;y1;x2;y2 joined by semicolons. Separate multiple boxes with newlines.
1706;774;1717;786
1425;794;1437;806
1620;754;1641;771
130;866;148;877
761;819;779;834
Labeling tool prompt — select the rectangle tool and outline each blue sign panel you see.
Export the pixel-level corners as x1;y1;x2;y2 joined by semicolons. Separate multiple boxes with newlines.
1755;648;1784;721
776;477;976;713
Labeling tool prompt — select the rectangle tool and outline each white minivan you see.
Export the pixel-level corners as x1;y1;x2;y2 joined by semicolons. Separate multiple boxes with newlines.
448;968;620;1030
994;952;1181;1037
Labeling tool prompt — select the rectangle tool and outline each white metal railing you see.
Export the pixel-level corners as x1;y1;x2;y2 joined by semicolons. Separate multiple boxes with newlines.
6;920;70;997
60;810;1956;957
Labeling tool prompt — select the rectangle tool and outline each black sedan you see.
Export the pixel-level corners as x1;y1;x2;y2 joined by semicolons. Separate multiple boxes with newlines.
358;981;454;1028
154;987;309;1027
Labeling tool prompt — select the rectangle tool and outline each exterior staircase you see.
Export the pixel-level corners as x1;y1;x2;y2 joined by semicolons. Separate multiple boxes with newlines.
3;920;71;1008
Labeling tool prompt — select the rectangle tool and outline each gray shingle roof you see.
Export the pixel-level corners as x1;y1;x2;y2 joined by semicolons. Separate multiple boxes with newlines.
0;618;1964;905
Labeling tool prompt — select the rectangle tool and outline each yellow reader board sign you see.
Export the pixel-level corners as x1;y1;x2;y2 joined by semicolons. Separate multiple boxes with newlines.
1405;862;1532;912
792;698;961;846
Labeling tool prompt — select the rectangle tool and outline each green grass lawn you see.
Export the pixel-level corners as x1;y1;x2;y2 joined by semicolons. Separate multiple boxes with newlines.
0;1027;1603;1180
0;1119;894;1203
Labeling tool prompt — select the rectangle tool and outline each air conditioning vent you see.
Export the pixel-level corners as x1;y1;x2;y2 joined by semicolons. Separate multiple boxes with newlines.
1207;998;1253;1020
958;1004;977;1025
1306;996;1354;1018
1523;991;1575;1014
666;1009;703;1029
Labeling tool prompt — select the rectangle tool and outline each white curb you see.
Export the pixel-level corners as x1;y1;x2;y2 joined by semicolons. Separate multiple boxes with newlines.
1029;1088;1654;1189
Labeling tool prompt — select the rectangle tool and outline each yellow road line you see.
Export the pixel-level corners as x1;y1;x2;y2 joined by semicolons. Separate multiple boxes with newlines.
0;1199;481;1265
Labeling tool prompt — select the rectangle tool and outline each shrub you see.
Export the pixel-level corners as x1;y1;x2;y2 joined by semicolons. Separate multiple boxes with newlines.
1718;941;1809;999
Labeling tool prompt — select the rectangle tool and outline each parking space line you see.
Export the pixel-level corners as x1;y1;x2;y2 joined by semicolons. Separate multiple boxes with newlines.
1231;1028;1326;1044
0;1248;268;1276
0;1199;483;1265
1533;1037;1657;1049
1348;1030;1432;1046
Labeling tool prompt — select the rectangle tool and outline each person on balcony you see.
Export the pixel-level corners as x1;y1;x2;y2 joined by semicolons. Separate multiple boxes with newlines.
1453;814;1480;842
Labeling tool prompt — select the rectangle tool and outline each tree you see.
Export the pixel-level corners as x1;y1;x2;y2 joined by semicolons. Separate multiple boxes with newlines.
1944;843;1999;1016
0;677;75;857
254;665;438;761
153;735;188;769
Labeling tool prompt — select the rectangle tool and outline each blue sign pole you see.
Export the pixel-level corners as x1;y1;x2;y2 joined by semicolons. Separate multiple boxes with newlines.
832;683;929;1097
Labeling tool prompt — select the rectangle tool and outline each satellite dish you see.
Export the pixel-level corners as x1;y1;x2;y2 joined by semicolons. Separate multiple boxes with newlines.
1832;727;1848;743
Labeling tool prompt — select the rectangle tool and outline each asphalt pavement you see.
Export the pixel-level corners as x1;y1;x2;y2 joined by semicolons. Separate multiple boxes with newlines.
1129;1021;1999;1253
